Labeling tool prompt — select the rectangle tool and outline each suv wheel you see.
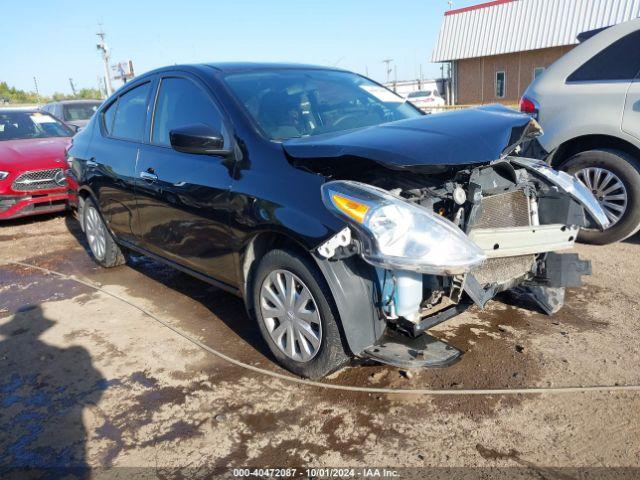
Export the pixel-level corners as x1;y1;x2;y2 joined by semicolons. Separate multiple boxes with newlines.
252;249;349;378
561;149;640;244
83;198;126;268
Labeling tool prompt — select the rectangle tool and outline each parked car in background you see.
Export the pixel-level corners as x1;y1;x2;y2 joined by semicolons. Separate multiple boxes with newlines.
0;109;74;220
68;63;606;378
521;18;640;244
404;89;445;112
41;99;102;130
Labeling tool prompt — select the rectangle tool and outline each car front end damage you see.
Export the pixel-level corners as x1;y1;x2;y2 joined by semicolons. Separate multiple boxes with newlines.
312;143;609;369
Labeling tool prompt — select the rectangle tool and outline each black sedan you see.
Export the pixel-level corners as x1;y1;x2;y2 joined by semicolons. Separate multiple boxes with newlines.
67;63;608;378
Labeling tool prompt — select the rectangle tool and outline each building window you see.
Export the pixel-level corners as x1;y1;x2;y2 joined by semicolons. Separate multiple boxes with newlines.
534;67;545;79
495;71;506;98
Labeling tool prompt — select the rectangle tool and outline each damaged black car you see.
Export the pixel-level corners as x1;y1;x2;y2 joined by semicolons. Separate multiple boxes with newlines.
67;64;610;378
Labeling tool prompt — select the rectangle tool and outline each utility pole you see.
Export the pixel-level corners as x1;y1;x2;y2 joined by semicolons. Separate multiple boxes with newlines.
96;26;113;96
69;78;77;96
33;77;40;104
382;58;393;84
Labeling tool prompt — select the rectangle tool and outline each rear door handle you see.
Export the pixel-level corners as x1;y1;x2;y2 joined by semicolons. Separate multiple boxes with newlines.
140;171;158;182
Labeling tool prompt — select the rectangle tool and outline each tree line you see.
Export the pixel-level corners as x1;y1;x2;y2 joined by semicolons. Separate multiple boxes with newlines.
0;81;103;104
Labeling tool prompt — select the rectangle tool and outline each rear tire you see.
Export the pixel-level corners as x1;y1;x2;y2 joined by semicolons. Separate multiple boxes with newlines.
83;198;126;268
252;248;350;379
560;149;640;244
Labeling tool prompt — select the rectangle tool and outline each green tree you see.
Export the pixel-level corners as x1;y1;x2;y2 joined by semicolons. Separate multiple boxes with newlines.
0;81;42;104
0;82;104;105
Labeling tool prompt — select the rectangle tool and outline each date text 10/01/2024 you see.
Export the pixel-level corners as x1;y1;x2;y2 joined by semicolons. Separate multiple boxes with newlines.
232;468;400;478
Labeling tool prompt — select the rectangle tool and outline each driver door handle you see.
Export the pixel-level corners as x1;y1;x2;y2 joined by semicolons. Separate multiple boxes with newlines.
140;171;158;182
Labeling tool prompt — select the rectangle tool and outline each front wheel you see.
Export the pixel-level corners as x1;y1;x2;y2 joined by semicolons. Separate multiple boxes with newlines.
252;249;350;378
561;149;640;244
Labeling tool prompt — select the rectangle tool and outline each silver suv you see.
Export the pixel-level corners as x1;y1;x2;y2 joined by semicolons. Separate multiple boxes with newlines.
521;18;640;244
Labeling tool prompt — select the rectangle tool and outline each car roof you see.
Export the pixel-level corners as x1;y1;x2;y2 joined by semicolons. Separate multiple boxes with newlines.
0;108;39;114
139;62;347;79
204;62;346;73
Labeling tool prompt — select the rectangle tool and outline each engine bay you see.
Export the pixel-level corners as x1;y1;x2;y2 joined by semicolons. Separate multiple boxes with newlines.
316;158;595;344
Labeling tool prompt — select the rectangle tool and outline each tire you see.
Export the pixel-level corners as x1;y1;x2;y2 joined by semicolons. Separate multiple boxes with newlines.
83;198;126;268
252;248;350;378
560;149;640;245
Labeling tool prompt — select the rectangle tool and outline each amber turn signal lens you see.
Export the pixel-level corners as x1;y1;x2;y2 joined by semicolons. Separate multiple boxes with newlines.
331;194;370;223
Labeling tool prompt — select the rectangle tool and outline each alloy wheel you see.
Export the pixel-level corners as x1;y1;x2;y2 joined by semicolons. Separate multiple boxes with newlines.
259;269;323;362
85;206;107;261
575;167;628;227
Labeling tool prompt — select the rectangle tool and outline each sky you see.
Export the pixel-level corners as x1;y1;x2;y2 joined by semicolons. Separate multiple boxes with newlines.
0;0;481;96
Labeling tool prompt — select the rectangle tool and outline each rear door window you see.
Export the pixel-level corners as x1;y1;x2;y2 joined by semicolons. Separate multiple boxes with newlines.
568;30;640;83
109;82;151;141
102;100;117;135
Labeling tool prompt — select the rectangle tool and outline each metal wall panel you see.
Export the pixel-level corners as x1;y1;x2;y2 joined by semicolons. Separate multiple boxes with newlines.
432;0;640;62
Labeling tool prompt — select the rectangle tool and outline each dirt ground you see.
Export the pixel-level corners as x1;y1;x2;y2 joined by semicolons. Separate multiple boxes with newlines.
1;212;639;479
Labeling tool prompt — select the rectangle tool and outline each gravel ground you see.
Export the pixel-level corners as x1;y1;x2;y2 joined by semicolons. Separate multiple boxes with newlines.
1;212;639;479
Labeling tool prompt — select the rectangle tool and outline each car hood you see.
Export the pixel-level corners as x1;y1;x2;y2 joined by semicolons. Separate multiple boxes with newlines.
0;137;71;171
282;105;540;170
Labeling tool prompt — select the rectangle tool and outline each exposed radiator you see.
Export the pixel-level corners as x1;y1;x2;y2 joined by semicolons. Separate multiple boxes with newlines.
470;189;535;287
471;255;535;287
473;190;531;229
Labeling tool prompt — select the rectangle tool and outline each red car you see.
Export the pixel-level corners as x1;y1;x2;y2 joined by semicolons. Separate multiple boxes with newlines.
0;109;75;220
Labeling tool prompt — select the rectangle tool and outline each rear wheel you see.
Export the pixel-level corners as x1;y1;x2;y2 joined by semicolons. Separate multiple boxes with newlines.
252;249;349;378
560;149;640;244
83;198;126;268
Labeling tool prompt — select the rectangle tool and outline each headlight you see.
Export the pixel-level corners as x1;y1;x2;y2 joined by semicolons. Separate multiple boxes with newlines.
321;180;486;275
511;157;610;230
0;171;8;180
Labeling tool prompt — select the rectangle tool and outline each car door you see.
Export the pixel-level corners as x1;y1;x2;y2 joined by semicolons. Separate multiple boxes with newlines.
89;81;153;244
622;33;640;142
135;74;236;285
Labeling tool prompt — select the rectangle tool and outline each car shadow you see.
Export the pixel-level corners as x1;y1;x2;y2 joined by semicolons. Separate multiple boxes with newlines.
64;215;92;257
63;216;274;363
624;232;640;245
0;304;106;479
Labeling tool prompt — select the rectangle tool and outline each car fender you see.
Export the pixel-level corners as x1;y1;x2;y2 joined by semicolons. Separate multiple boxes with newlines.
75;185;99;231
313;254;386;356
538;123;640;157
238;213;385;356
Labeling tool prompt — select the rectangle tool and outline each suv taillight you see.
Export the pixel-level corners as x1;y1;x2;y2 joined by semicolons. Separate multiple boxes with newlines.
519;96;538;117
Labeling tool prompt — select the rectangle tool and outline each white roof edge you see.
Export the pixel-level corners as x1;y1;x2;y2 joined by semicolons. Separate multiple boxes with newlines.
431;0;640;62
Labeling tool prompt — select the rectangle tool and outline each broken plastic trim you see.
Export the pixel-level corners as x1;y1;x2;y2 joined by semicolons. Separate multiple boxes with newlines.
510;157;611;230
317;227;352;259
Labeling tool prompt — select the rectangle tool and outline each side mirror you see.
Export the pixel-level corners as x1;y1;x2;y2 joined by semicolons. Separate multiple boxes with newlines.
169;124;230;155
69;124;80;133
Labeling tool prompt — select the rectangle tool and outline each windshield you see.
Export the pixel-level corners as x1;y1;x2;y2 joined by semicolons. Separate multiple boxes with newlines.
0;111;72;141
63;102;101;121
224;69;422;140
